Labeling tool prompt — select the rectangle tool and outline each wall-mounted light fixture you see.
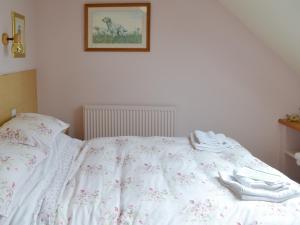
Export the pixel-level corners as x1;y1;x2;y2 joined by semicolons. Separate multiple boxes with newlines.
2;32;25;56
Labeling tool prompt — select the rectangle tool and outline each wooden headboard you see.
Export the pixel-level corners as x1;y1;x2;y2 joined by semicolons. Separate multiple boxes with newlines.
0;70;37;126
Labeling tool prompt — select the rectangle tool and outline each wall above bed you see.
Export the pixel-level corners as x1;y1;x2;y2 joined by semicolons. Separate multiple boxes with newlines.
36;0;300;169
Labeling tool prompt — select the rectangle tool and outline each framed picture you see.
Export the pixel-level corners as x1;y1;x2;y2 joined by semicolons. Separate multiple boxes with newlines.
84;3;151;52
12;11;25;58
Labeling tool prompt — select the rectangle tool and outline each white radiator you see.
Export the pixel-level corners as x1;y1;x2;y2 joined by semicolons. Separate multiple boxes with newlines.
83;105;176;140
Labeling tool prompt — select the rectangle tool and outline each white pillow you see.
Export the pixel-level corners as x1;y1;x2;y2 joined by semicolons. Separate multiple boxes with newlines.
0;113;69;148
0;142;47;216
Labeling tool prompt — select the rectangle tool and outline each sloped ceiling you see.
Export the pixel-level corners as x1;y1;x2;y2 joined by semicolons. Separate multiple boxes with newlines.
219;0;300;74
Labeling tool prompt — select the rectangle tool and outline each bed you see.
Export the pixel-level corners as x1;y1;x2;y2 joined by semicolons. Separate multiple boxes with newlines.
0;113;299;225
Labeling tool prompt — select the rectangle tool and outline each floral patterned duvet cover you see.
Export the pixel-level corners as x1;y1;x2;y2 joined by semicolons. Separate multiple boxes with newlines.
53;137;300;225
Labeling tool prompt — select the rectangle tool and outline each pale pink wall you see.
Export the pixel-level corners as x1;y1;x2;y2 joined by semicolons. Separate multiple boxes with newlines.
0;0;37;74
36;0;300;168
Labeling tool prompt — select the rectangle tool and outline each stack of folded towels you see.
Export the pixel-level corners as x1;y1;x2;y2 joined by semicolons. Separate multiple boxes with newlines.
295;152;300;166
219;167;300;202
189;130;240;152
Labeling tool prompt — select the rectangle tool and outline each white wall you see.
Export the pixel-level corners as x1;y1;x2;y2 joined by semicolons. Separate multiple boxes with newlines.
36;0;300;168
219;0;300;76
0;0;37;75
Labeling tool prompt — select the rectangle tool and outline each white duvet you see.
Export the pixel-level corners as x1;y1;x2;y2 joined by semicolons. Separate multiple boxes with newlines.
5;136;300;225
55;137;300;225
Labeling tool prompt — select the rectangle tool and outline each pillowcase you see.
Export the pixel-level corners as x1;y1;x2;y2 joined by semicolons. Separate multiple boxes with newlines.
0;142;47;216
0;113;69;149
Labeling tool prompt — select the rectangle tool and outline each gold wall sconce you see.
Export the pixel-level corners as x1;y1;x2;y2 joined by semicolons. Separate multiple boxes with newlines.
2;32;25;56
2;12;26;58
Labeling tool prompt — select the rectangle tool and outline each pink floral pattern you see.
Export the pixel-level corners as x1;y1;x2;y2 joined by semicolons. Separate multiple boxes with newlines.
173;172;196;185
74;189;99;205
79;164;103;175
0;156;13;171
0;181;15;206
36;122;53;135
55;136;300;225
0;113;68;147
0;142;46;216
0;128;34;146
182;199;216;222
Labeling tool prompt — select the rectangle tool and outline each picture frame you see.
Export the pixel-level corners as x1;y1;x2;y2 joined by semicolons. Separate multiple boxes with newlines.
84;3;151;52
12;11;25;58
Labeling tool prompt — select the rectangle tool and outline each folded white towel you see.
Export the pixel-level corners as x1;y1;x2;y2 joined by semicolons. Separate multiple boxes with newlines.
208;132;227;144
190;133;225;153
219;171;300;203
240;194;298;202
194;130;240;149
233;173;289;191
194;131;225;145
234;167;282;184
